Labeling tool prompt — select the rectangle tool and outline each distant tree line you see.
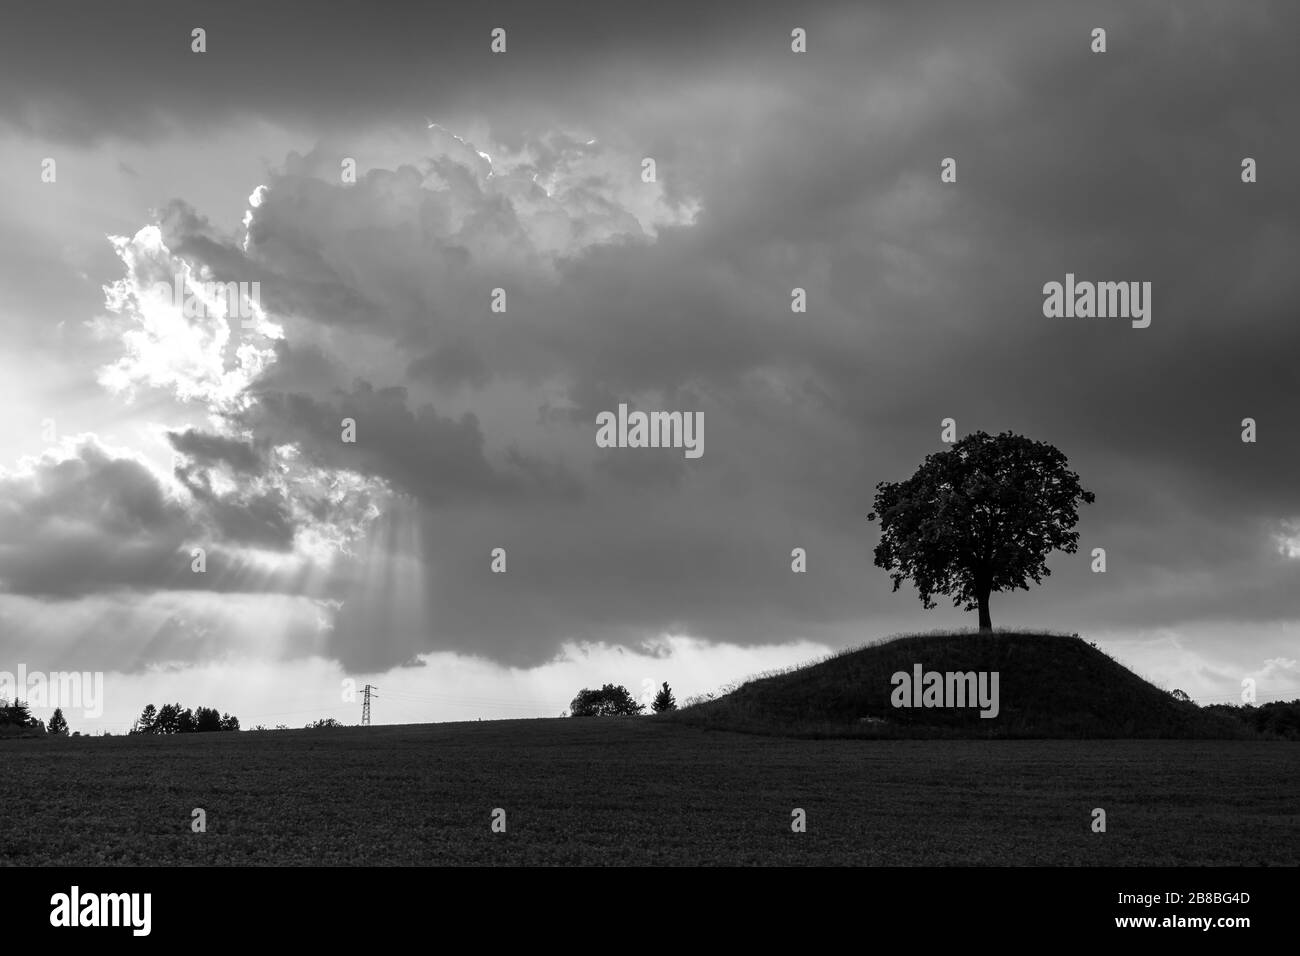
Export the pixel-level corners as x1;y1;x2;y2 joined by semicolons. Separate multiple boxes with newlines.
0;699;39;728
130;703;240;735
1201;699;1300;740
0;701;71;736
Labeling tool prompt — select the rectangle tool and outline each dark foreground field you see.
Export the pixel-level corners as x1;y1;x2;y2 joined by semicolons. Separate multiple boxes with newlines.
3;719;1295;865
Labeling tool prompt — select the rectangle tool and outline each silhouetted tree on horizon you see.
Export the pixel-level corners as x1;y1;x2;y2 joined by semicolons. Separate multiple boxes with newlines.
48;707;69;736
868;430;1094;631
652;682;677;713
133;703;158;735
0;699;36;727
131;701;240;734
194;707;222;733
569;684;644;717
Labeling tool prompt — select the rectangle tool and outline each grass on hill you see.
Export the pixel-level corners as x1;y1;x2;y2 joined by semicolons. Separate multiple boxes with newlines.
668;629;1256;739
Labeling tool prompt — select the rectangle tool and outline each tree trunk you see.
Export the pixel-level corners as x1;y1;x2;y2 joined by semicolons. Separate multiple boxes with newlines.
977;588;992;632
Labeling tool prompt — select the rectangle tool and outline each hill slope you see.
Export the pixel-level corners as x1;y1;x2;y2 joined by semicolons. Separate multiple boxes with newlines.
671;631;1252;739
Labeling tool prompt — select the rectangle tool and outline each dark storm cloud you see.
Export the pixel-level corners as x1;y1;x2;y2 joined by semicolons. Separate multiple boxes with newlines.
0;443;187;591
167;429;262;474
237;379;582;507
0;441;324;599
407;340;491;392
0;441;197;597
166;430;301;549
4;1;1298;670
172;465;296;552
0;0;822;143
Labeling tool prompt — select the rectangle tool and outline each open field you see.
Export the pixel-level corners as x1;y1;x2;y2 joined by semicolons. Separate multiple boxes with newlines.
2;719;1294;866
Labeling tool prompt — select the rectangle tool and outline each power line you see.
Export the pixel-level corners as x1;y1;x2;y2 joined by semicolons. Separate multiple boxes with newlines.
381;689;562;708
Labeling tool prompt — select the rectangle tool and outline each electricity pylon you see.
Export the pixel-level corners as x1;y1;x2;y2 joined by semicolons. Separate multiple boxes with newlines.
362;684;378;726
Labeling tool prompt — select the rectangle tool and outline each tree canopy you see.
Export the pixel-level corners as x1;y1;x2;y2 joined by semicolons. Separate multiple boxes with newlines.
131;701;240;734
570;684;645;717
652;682;677;713
868;430;1094;631
48;707;70;736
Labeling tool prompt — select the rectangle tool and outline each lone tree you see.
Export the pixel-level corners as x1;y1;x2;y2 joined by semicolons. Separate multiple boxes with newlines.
48;707;69;736
651;682;677;713
867;430;1094;632
569;684;645;717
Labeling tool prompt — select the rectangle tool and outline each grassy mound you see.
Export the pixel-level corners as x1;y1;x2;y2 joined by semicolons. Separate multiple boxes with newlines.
670;630;1254;739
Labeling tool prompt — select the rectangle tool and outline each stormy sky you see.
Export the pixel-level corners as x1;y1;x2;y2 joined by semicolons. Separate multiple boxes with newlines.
0;0;1297;730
